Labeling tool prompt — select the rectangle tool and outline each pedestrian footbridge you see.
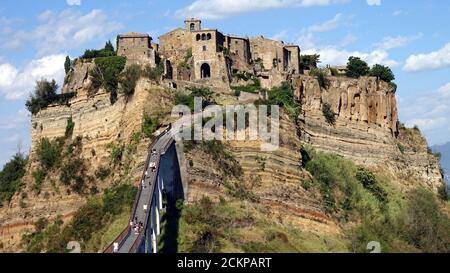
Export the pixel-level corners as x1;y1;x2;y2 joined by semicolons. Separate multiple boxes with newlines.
104;129;184;253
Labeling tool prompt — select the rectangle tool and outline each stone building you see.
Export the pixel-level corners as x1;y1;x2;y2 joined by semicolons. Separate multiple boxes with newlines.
117;19;302;88
249;36;298;73
117;32;156;67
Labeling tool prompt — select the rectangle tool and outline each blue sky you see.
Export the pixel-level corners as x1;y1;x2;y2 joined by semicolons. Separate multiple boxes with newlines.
1;0;450;167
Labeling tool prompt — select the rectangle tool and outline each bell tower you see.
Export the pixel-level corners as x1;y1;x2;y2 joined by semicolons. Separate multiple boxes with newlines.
184;18;201;31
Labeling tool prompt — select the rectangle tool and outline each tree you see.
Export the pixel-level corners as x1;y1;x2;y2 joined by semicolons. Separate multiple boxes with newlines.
64;56;71;74
104;40;115;53
25;79;59;114
301;54;320;70
119;64;142;101
369;64;395;83
346;56;370;78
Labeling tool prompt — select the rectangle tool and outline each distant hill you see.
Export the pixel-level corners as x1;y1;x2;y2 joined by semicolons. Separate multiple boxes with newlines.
432;142;450;184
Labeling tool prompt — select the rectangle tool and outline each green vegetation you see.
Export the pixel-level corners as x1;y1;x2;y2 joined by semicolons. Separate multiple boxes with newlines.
346;56;370;78
178;48;193;70
107;142;124;165
231;73;261;94
310;68;329;89
36;137;64;170
95;167;111;181
80;41;116;59
174;87;213;111
119;64;141;101
177;196;348;253
141;113;160;138
25;79;76;115
21;184;137;253
64;56;72;74
142;62;164;83
90;56;126;103
369;64;395;83
300;54;320;70
302;147;450;252
32;169;46;193
185;140;242;179
65;116;75;138
322;102;336;125
356;167;388;203
256;82;301;123
60;158;87;194
0;153;27;204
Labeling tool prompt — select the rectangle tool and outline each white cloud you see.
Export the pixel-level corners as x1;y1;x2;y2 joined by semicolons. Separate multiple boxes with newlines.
67;0;81;6
374;34;422;51
403;42;450;73
175;0;349;20
5;9;122;56
399;82;450;145
0;54;66;100
271;30;289;41
366;0;381;6
303;47;399;67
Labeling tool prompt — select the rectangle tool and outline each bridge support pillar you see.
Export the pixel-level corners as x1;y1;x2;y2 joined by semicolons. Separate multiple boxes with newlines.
151;229;157;254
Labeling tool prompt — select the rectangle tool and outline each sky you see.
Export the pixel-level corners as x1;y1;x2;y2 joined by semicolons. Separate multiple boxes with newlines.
0;0;450;167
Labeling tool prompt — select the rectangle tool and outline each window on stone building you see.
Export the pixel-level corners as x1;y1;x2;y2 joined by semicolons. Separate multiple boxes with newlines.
201;34;206;40
207;33;212;40
196;34;201;41
202;45;207;51
190;23;195;31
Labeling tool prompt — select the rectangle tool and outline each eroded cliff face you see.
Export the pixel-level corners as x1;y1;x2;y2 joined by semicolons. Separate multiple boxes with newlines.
0;79;174;252
293;75;442;191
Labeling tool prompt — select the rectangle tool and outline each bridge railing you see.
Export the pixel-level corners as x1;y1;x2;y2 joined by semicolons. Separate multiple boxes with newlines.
104;226;131;253
103;132;166;253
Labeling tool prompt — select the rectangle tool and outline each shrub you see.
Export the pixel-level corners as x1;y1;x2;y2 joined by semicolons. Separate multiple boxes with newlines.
80;41;116;59
65;116;75;138
64;56;72;74
301;54;320;70
102;184;137;215
310;68;329;89
36;138;63;170
178;48;193;70
400;188;450;252
60;158;87;194
90;56;126;103
256;82;301;122
322;102;336;125
32;169;46;193
108;142;124;165
437;183;449;201
230;77;261;94
142;113;160;138
26;80;75;114
142;62;164;82
95;167;110;181
119;64;141;101
0;153;27;204
369;64;395;83
174;87;212;111
346;56;370;78
356;167;388;203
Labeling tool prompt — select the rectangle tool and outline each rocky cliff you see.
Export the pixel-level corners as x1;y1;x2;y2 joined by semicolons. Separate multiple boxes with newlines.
0;69;445;252
293;75;443;192
0;78;174;252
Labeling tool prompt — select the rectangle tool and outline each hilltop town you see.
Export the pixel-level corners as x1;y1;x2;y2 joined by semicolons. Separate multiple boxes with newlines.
0;18;448;254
